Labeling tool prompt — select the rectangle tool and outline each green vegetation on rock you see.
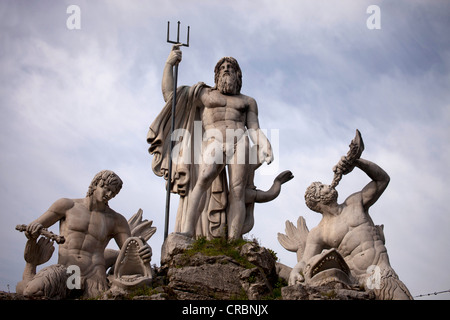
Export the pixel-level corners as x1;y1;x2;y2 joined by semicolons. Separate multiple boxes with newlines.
183;236;257;269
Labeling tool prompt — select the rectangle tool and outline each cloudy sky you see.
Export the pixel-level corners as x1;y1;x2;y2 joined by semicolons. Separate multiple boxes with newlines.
1;0;449;299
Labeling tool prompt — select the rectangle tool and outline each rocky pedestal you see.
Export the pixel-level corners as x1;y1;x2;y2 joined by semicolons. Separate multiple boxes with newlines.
281;283;375;300
159;233;279;300
154;233;375;301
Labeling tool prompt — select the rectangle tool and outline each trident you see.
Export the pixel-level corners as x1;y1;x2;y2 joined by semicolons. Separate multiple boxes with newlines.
164;21;190;240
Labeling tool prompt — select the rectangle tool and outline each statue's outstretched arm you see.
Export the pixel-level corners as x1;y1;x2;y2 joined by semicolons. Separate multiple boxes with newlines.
355;158;390;210
27;198;73;237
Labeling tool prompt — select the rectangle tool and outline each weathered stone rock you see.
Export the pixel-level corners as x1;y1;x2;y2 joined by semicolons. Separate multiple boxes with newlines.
281;283;375;300
239;267;272;300
161;238;278;300
160;233;194;268
158;237;375;300
132;292;169;300
168;260;244;299
239;242;277;282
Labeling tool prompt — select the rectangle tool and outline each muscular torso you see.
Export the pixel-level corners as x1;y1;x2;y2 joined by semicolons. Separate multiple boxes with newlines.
200;88;251;143
57;199;124;275
316;195;387;275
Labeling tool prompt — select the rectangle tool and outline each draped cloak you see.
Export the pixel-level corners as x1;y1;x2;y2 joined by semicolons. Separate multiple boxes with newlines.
146;83;228;239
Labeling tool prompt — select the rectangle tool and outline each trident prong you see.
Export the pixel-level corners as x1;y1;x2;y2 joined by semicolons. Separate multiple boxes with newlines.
167;21;190;47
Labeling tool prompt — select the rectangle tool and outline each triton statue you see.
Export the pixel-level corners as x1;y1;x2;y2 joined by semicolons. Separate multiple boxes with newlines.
278;130;413;300
16;170;156;299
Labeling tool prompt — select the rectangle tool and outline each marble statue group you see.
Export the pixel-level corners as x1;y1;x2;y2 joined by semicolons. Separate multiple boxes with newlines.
15;42;412;299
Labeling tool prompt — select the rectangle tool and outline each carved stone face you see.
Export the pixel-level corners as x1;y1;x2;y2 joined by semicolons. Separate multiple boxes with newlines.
305;182;338;212
92;184;118;204
216;61;239;95
318;184;338;205
218;61;236;78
